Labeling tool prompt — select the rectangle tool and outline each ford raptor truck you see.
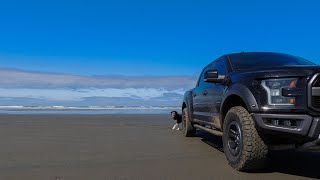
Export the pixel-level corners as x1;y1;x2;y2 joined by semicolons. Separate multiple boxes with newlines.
182;52;320;171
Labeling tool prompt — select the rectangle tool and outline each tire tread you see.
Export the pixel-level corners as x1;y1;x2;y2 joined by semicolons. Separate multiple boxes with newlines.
182;108;196;137
224;106;268;171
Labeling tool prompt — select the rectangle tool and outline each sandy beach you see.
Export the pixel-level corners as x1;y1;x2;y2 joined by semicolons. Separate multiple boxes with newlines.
0;114;319;180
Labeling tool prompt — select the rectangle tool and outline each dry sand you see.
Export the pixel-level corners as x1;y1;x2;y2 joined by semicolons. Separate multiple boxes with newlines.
0;114;318;180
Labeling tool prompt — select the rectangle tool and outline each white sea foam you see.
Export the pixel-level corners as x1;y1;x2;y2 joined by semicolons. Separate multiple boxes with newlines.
0;106;180;110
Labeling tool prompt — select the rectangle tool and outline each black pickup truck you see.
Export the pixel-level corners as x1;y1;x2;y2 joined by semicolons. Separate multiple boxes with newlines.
182;52;320;171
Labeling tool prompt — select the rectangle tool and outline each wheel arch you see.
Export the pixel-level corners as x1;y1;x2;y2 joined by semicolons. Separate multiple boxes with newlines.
182;90;194;122
220;84;259;129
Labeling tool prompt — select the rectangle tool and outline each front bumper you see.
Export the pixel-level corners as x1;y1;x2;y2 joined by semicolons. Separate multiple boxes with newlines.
252;113;320;139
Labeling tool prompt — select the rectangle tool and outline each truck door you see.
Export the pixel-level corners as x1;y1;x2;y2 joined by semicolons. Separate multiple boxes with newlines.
203;59;226;128
192;66;212;121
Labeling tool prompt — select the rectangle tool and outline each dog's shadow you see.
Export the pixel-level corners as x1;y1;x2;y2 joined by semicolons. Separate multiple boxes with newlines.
196;130;320;179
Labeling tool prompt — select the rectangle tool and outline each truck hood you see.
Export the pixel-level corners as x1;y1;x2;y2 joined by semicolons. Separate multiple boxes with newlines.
235;65;320;79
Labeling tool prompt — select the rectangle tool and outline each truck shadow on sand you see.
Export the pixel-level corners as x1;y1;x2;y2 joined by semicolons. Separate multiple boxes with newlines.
197;130;320;179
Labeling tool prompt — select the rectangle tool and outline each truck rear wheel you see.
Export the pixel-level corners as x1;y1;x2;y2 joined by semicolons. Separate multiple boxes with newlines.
182;108;196;137
223;106;268;171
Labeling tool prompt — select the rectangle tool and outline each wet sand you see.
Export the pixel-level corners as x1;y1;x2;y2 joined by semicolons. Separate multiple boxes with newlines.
0;114;319;180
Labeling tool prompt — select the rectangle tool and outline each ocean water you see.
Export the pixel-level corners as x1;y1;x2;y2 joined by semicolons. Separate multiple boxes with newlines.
0;106;181;114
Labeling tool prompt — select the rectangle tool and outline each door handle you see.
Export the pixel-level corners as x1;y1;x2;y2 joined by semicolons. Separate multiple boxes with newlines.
203;91;208;95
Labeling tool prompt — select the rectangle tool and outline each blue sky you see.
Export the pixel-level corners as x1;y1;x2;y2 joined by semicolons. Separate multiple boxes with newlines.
0;0;320;106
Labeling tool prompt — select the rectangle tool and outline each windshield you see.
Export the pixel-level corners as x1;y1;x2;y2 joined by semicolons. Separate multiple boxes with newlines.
229;53;316;70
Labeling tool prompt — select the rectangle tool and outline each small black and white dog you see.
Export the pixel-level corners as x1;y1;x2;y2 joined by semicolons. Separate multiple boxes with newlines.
170;111;182;130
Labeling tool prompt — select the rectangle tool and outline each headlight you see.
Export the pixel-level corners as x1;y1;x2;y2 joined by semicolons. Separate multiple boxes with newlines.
261;78;297;105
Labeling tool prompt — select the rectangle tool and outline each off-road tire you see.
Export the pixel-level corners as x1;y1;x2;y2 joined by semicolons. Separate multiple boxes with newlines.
182;108;196;137
223;106;268;171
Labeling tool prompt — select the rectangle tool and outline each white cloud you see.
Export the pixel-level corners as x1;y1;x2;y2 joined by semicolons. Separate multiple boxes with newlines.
0;68;194;105
0;88;185;101
0;68;197;89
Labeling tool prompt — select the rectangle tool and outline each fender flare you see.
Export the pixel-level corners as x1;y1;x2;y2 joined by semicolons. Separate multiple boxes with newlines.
182;91;194;122
221;84;259;113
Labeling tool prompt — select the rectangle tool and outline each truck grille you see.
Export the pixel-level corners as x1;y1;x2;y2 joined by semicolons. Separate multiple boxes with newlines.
313;78;320;87
312;96;320;109
309;74;320;110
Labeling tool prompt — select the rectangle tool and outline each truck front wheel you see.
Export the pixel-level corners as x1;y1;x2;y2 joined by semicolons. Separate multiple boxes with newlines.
222;106;268;171
182;108;196;137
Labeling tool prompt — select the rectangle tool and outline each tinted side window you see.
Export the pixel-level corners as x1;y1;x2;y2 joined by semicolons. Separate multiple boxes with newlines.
212;60;226;75
198;66;212;87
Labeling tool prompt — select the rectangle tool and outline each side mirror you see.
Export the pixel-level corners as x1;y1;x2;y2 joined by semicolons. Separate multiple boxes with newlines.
204;70;225;83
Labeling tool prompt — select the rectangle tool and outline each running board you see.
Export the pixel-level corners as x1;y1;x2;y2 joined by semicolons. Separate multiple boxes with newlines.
194;124;223;136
